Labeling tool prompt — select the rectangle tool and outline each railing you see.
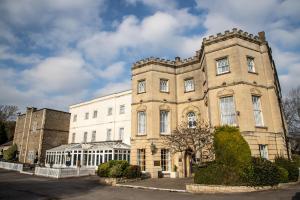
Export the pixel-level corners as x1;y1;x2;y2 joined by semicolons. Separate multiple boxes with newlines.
35;167;95;178
0;161;23;172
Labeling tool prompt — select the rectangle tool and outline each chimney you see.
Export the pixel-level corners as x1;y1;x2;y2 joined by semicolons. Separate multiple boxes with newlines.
258;31;266;42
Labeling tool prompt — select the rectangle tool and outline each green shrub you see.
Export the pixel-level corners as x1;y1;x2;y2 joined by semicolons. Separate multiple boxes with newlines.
275;157;299;182
98;163;110;177
109;164;125;178
292;154;300;167
244;157;281;186
124;165;142;179
277;166;289;183
3;144;17;161
194;162;242;185
214;126;252;172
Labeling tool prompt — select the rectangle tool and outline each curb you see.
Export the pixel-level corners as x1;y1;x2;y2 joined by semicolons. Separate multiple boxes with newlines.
20;171;34;175
115;184;187;193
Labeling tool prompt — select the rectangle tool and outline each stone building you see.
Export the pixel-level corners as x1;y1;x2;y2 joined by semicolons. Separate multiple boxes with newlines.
130;29;288;178
45;90;131;168
13;107;70;164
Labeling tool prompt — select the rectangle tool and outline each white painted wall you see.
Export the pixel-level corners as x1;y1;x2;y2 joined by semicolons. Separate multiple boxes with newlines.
68;90;132;145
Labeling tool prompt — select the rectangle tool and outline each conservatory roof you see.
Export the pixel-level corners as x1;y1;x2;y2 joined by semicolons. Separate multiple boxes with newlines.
46;141;130;152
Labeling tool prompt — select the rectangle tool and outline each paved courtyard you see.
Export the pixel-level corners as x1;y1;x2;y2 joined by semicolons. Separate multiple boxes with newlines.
0;169;300;200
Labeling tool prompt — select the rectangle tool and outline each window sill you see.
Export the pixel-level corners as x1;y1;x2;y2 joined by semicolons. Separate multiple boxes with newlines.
216;71;230;76
248;71;258;75
136;134;147;137
160;133;171;136
184;89;195;93
160;91;170;94
137;91;146;94
255;126;268;130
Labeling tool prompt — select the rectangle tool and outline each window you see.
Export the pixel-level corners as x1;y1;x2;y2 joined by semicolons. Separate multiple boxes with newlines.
252;96;264;126
160;79;169;92
119;127;124;141
137;111;146;135
32;121;37;132
160;110;169;134
187;112;196;128
93;110;98;118
83;132;88;143
219;96;236;125
137;149;146;171
72;133;76;143
106;129;111;141
91;131;96;142
85;112;89;120
73;114;77;122
259;144;268;159
119;105;125;114
161;149;170;172
247;57;255;72
107;107;113;116
217;57;230;74
184;78;194;92
137;80;146;93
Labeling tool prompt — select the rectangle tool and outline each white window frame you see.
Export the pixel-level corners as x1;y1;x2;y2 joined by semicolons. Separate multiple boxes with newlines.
219;96;236;126
83;132;88;143
160;79;169;92
187;112;196;128
161;149;171;172
107;107;113;116
91;131;96;142
85;112;89;120
137;149;146;171
119;105;125;114
137;111;146;135
106;129;112;141
137;80;146;93
184;78;194;92
119;127;124;141
93;110;98;118
73;114;77;122
160;110;170;134
216;57;230;75
252;95;264;126
259;144;268;159
247;57;255;73
72;132;76;143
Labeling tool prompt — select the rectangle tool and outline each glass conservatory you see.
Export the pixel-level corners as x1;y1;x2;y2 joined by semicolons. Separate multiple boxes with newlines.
45;141;130;168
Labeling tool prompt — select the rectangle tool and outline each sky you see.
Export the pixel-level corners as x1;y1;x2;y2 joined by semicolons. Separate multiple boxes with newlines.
0;0;299;112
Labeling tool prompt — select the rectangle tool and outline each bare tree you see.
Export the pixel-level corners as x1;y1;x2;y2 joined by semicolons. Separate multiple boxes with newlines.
0;105;18;122
162;120;214;164
282;86;300;134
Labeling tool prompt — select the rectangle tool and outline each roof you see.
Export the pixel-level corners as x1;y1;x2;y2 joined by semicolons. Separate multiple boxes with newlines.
70;90;132;109
46;141;130;152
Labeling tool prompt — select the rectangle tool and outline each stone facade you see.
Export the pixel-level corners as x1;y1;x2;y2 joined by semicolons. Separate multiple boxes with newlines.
13;107;70;164
130;29;288;178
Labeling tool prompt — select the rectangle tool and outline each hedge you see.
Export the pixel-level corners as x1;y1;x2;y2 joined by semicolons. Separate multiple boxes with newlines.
98;160;141;179
275;157;299;182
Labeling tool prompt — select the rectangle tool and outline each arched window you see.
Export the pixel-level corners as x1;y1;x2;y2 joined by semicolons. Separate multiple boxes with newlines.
187;112;196;128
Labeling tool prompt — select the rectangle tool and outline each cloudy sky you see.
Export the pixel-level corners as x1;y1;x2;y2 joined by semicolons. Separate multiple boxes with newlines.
0;0;299;112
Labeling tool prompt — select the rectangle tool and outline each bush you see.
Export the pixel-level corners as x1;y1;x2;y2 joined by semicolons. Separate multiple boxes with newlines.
194;162;242;185
277;166;289;183
292;154;300;167
244;157;281;186
214;126;252;172
124;165;142;179
98;160;130;178
275;157;299;182
3;144;17;161
98;162;110;177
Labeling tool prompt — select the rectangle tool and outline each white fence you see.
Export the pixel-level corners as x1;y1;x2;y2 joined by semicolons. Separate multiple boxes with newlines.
35;167;95;178
0;161;23;171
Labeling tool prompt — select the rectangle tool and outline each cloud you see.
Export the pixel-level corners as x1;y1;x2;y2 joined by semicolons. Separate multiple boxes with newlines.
79;9;203;65
94;80;131;97
96;62;126;79
125;0;178;11
22;52;91;94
